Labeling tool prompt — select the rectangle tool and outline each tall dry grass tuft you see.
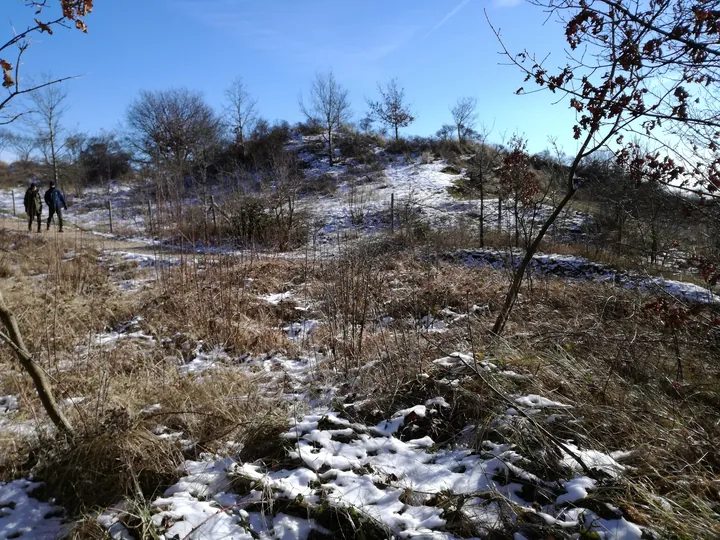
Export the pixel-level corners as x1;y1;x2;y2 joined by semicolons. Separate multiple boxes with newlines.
34;424;183;516
145;255;302;355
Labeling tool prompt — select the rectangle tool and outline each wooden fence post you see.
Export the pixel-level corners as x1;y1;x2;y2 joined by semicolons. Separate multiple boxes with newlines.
11;190;16;216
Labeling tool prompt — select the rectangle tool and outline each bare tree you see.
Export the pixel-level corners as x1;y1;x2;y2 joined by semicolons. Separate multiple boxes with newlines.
451;96;478;144
26;81;69;187
467;124;503;246
9;133;37;162
224;77;257;150
367;78;415;142
64;131;87;195
126;88;222;177
300;71;351;166
488;0;720;335
358;116;373;134
0;128;10;156
436;124;455;141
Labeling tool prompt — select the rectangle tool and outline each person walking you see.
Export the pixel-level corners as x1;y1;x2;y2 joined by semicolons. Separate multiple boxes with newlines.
23;182;42;233
44;181;67;232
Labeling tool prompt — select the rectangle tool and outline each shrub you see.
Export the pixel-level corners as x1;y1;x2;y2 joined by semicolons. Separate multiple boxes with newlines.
247;122;292;168
34;424;183;515
440;165;462;175
224;193;310;250
300;173;339;196
337;131;382;165
385;137;418;156
295;118;324;137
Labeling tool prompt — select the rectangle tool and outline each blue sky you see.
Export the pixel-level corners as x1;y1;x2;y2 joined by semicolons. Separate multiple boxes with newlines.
2;0;581;159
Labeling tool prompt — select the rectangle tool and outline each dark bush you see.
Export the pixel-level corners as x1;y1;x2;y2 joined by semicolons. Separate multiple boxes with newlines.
246;122;292;169
384;137;418;156
225;193;309;250
295;118;324;136
300;173;339;196
337;132;382;165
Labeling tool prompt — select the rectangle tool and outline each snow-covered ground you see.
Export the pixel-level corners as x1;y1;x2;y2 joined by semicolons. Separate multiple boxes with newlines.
448;248;719;304
0;479;68;539
87;349;644;540
301;155;590;245
0;299;650;538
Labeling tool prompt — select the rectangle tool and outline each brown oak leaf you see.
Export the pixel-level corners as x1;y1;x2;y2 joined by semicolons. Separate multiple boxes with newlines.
35;19;53;34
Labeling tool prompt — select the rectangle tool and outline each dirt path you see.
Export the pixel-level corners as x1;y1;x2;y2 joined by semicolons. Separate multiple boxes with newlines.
0;215;172;258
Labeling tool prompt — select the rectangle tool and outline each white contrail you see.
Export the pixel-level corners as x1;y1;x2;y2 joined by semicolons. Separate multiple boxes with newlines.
425;0;472;38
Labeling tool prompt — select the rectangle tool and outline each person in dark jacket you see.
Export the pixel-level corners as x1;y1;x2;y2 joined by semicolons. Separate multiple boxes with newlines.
23;182;42;232
44;181;67;232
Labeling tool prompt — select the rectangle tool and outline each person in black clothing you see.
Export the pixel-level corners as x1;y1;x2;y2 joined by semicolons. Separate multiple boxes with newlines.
23;182;42;232
44;182;67;232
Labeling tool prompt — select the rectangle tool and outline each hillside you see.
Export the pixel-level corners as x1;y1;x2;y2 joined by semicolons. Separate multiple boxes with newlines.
0;135;718;540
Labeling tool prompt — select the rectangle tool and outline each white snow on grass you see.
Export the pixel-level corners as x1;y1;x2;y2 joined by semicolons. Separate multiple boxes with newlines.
105;250;180;270
146;458;328;540
562;443;628;478
147;399;645;539
298;151;592;245
0;395;19;414
284;320;319;342
558;508;643;539
515;394;573;410
453;248;719;304
73;317;154;353
178;346;230;375
0;479;67;539
258;291;294;305
0;394;39;439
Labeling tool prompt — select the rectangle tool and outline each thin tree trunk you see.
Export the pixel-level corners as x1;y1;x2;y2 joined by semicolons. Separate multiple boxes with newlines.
395;125;399;142
479;179;485;247
0;291;73;434
50;130;60;186
513;197;520;247
328;125;334;167
492;188;576;335
498;197;502;233
651;227;658;265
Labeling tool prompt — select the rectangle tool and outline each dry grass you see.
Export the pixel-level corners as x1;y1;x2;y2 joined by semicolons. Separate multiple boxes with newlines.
0;231;297;516
0;216;718;537
142;256;302;355
34;425;183;516
298;237;719;537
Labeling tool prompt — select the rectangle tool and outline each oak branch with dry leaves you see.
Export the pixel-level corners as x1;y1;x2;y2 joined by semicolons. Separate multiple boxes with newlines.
0;0;94;436
488;0;720;336
0;0;93;125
